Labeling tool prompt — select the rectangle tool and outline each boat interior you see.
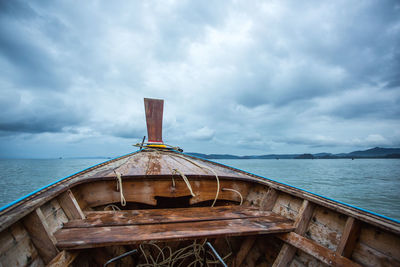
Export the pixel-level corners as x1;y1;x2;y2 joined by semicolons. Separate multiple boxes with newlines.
1;149;400;267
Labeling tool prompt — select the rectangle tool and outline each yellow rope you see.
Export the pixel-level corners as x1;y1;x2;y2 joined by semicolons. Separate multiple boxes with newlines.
114;171;126;206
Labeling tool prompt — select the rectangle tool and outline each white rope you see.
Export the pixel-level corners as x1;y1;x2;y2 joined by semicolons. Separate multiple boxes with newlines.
172;168;196;197
168;153;220;207
222;188;243;205
114;171;126;206
104;204;121;211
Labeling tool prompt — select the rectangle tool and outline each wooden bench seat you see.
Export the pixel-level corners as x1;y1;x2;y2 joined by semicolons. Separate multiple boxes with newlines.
55;206;294;249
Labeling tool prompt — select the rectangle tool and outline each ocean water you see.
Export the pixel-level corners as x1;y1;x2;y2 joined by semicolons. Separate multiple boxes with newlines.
0;158;399;221
217;158;400;221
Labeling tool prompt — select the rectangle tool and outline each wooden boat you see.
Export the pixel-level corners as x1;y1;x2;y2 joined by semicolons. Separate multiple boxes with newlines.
0;98;399;267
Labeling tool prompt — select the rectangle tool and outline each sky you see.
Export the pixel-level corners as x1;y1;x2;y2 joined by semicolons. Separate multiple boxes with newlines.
0;0;399;158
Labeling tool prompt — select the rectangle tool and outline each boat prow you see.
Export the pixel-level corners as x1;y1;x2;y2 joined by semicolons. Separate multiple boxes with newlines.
0;99;399;266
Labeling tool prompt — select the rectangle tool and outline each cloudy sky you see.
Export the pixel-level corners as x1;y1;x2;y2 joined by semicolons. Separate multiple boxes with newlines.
0;0;399;158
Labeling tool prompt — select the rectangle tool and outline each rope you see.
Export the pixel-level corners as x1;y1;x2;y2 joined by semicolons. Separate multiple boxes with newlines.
114;171;126;206
172;168;196;197
222;188;243;205
104;204;121;211
147;149;241;209
136;240;231;267
133;142;183;152
167;153;220;207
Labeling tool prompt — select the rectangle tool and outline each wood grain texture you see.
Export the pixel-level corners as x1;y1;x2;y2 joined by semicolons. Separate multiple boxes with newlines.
46;250;78;267
278;232;361;267
144;98;164;143
58;190;85;220
23;208;59;264
262;187;279;211
55;206;294;250
336;217;360;257
0;222;44;267
273;200;315;267
76;179;250;208
56;218;294;250
65;206;289;228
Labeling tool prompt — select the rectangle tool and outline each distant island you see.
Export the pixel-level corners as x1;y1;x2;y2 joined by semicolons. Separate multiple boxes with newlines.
187;147;400;159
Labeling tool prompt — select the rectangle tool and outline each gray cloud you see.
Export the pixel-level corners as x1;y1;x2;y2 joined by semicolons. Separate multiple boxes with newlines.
0;0;399;157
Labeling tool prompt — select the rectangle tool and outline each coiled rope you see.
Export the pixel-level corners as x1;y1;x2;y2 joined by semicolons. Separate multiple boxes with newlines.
136;240;232;267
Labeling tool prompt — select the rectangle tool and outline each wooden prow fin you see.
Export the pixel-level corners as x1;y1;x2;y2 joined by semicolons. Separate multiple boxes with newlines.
144;98;164;144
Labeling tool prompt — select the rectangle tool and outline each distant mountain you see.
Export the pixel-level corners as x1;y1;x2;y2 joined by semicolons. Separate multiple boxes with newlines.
347;147;400;157
186;147;400;159
295;154;315;159
186;153;241;159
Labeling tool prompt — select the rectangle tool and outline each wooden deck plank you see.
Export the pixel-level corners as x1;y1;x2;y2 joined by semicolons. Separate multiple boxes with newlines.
46;250;78;267
273;200;315;267
56;218;295;249
336;217;360;257
55;206;294;250
65;206;290;228
58;190;85;220
278;232;361;267
23;208;59;264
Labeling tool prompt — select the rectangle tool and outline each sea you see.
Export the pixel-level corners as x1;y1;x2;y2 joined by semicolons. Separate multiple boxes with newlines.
0;158;399;221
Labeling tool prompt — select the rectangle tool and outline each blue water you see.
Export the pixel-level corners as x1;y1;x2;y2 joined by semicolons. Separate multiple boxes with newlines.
216;159;400;221
0;158;399;220
0;158;104;209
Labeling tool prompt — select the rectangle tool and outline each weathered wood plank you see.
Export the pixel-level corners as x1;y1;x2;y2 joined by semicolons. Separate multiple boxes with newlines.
46;250;78;267
56;218;295;250
144;98;164;143
234;237;256;267
336;217;360;257
278;232;361;267
272;193;304;220
66;206;291;228
358;223;400;262
304;205;347;252
76;179;250;208
0;222;29;254
0;222;44;267
290;250;329;267
273;200;315;267
58;190;85;220
23;208;59;264
263;187;279;211
351;242;400;266
40;200;68;236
